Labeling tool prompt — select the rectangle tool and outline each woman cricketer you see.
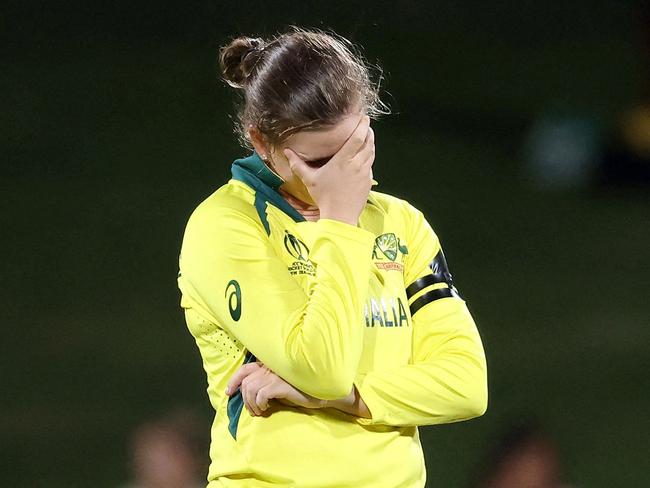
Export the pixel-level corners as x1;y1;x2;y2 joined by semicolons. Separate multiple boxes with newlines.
177;26;488;487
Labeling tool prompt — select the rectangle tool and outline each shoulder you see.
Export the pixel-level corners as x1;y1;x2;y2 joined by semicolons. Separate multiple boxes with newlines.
369;189;437;236
368;189;408;213
187;180;259;225
183;180;265;238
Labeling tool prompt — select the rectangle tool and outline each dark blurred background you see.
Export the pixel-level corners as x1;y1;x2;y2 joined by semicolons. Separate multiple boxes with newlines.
2;1;649;487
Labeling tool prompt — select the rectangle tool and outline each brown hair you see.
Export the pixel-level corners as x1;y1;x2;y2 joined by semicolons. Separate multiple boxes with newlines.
218;25;390;150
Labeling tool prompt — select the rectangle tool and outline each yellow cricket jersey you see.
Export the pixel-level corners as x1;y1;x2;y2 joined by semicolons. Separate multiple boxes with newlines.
178;151;488;488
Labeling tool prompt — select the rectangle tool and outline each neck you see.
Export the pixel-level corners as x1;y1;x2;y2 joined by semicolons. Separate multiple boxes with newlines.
278;187;320;222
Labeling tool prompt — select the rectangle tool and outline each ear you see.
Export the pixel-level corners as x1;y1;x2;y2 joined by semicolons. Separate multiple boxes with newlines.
248;125;270;159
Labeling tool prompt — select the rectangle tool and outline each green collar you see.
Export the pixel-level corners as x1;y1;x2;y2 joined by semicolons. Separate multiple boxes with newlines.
231;151;306;234
231;150;284;189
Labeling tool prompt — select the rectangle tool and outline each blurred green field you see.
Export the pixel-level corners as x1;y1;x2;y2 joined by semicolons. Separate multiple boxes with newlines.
2;2;649;486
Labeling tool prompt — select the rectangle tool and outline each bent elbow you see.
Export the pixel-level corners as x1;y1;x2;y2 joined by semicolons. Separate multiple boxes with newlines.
462;373;488;419
466;390;488;419
452;392;487;422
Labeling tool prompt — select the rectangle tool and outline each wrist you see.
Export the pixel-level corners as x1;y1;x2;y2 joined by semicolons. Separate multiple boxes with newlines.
318;210;358;226
323;388;356;412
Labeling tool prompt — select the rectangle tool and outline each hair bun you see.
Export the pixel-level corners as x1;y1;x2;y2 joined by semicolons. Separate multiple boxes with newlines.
219;36;266;89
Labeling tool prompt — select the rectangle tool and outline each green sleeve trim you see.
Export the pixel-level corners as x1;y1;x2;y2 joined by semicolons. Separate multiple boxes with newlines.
226;351;256;440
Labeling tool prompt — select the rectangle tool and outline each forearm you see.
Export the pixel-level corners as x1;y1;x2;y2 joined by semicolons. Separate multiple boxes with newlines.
274;219;375;398
354;334;488;426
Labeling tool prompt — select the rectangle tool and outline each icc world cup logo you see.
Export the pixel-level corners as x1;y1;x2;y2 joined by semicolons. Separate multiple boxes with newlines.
284;231;310;261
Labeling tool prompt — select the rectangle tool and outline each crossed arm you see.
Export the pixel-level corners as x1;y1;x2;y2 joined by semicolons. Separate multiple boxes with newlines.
219;203;488;426
225;361;371;418
225;289;487;426
180;197;487;426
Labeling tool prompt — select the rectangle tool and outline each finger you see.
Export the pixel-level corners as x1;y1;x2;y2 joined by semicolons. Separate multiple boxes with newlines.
247;390;263;416
283;148;315;183
358;126;375;159
226;362;259;396
240;377;251;414
349;126;375;169
361;145;376;167
242;385;256;416
226;362;260;395
256;385;272;412
338;115;370;159
366;126;375;147
245;368;271;416
360;129;376;166
242;376;262;416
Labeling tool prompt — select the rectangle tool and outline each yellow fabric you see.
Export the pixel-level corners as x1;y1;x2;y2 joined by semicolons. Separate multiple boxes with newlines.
178;176;487;487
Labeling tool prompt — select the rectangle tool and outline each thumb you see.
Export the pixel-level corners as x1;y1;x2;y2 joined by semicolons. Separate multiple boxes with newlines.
283;148;313;182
